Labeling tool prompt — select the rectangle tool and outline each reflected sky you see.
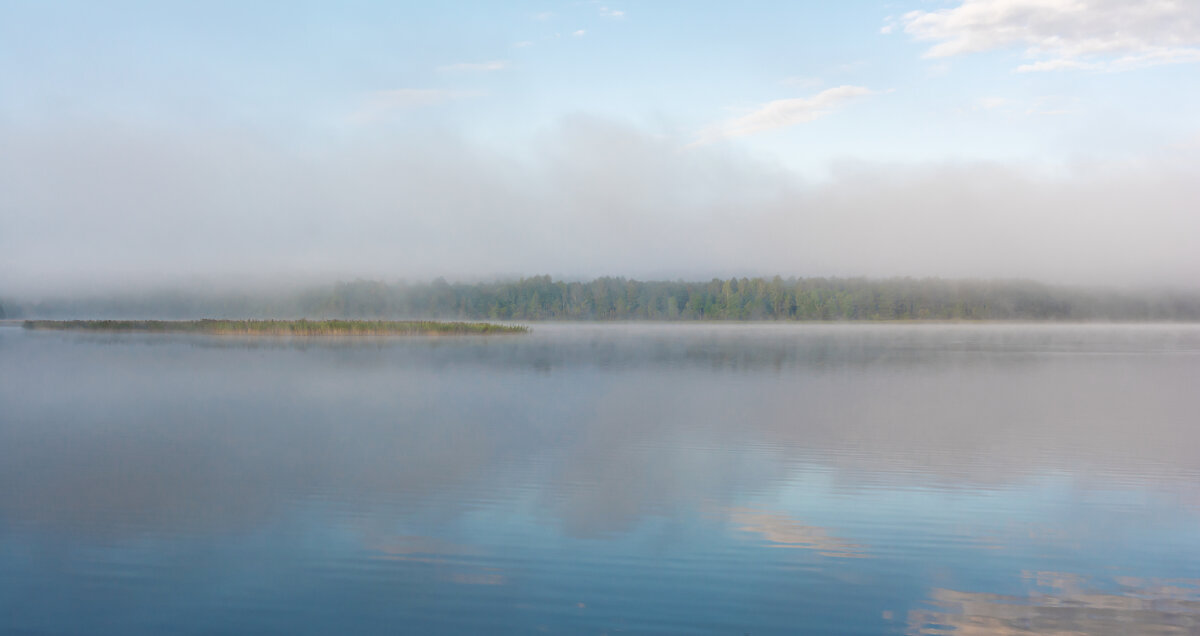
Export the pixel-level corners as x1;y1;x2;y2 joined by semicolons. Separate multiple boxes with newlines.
1;324;1198;634
908;573;1200;635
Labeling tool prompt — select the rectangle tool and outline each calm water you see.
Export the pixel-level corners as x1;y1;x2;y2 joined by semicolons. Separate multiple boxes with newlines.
2;323;1199;635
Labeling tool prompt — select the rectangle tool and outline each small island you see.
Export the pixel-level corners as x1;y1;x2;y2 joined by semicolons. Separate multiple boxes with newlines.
22;319;527;336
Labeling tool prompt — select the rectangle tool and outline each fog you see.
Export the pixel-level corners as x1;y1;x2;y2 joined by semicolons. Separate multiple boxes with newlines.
4;324;1199;538
3;115;1198;297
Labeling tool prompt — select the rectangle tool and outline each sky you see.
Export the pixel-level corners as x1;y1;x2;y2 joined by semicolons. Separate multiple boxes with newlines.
2;0;1199;294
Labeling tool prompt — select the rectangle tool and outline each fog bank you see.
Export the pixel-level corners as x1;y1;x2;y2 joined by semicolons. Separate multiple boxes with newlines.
3;116;1197;295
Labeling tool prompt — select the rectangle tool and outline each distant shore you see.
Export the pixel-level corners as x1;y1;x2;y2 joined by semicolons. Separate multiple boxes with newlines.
21;319;528;336
7;276;1199;322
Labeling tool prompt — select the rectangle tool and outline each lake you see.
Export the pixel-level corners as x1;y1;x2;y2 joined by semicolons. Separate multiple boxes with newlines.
2;323;1199;634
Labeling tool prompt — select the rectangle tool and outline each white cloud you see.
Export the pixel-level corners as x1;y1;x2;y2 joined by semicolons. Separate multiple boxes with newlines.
900;0;1200;72
1015;58;1099;73
599;6;625;18
533;11;554;21
436;60;510;72
572;29;586;37
350;89;483;123
693;86;875;145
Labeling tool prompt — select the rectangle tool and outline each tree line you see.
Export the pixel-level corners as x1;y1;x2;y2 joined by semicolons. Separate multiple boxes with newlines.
308;276;1200;321
7;276;1200;321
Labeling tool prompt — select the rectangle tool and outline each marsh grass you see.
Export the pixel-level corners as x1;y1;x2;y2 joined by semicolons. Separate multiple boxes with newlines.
22;319;527;336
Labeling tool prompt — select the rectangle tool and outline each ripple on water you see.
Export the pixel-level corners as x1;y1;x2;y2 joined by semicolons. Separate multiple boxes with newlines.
1;324;1199;634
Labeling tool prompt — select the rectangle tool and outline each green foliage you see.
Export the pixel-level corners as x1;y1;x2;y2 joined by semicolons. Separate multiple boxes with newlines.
262;276;1200;322
11;276;1200;322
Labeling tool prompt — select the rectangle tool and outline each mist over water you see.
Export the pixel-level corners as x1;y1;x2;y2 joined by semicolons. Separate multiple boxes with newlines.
3;119;1199;294
4;2;1200;633
2;323;1198;634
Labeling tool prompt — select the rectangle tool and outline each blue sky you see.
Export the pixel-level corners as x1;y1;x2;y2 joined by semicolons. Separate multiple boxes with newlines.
2;1;1199;292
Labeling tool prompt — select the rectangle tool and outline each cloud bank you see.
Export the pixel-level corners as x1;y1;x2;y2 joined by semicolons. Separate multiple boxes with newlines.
899;0;1200;72
1;116;1197;295
695;86;875;145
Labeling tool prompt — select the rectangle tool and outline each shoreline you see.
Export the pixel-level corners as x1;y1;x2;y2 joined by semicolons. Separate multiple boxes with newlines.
21;319;528;336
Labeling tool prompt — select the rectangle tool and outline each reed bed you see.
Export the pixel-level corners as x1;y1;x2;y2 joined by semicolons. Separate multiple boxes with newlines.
22;319;527;336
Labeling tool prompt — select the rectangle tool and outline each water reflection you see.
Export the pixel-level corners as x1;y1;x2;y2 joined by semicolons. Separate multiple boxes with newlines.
4;325;1198;537
1;324;1199;634
726;508;867;558
360;532;507;586
908;573;1200;635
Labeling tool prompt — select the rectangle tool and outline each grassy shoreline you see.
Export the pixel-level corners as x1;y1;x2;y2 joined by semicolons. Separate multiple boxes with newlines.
22;319;527;336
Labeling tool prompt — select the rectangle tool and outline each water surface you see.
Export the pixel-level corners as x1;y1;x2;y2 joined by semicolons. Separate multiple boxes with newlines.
2;323;1198;634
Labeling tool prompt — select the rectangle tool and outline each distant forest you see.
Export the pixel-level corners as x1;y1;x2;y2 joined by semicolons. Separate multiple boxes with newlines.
5;276;1200;321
